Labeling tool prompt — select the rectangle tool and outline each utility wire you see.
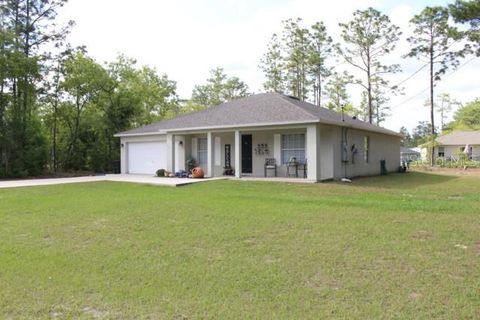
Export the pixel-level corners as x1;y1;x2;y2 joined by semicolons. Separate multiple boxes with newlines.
390;56;478;110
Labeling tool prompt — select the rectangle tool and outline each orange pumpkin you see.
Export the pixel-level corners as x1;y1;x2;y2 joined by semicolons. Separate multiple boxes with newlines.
192;167;204;178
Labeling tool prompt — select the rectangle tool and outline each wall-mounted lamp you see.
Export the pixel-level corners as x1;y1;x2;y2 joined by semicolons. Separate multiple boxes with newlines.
121;143;124;148
179;140;183;146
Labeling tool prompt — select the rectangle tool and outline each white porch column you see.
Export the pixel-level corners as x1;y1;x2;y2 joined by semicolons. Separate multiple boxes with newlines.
235;130;241;178
175;135;185;171
207;132;214;177
166;133;175;173
120;139;127;173
306;124;321;181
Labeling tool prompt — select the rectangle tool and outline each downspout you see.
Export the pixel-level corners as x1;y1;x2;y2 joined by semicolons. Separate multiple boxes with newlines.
340;104;349;179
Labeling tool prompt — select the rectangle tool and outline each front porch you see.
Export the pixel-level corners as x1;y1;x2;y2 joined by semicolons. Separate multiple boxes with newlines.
165;124;323;182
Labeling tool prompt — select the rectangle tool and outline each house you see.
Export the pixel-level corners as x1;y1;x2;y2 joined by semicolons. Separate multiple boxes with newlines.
114;93;401;181
401;147;421;163
430;131;480;160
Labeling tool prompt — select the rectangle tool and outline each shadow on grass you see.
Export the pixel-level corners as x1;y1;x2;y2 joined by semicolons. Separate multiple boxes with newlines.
335;172;458;190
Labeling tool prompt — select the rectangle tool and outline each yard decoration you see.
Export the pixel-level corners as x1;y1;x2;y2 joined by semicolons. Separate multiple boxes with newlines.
192;167;204;178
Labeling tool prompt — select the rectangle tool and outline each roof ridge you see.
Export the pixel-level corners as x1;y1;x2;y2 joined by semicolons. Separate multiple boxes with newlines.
275;94;321;120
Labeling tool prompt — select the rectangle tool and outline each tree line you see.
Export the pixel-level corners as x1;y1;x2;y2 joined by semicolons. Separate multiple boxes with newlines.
0;0;478;177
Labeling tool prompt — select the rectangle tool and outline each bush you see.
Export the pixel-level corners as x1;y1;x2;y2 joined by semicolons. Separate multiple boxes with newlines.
156;169;165;177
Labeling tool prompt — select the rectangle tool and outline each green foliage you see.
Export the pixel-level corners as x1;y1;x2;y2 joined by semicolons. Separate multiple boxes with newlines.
338;7;401;124
259;34;284;93
449;0;480;56
260;18;333;104
447;99;480;130
191;68;249;108
325;72;357;116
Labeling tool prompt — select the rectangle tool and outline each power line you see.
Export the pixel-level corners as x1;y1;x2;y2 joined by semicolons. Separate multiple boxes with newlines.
390;56;478;110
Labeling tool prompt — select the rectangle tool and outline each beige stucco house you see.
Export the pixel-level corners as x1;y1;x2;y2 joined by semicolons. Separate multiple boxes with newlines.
425;131;480;160
115;93;401;181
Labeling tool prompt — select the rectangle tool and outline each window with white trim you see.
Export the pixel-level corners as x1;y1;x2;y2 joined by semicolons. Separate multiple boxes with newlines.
198;138;207;166
281;134;305;164
438;146;445;157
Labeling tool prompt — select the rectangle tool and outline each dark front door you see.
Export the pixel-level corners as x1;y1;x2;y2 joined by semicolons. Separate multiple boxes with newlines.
241;135;252;174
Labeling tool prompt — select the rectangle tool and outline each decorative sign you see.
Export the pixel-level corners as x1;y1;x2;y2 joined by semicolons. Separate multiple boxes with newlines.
254;143;269;155
224;144;231;168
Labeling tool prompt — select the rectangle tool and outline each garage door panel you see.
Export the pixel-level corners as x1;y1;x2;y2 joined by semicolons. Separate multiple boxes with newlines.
128;141;166;174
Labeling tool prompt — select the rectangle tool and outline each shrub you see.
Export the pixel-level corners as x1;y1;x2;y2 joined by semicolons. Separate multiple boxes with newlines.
156;169;165;177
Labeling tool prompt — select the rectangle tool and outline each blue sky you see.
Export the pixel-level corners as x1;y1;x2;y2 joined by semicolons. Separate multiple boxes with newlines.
57;0;479;132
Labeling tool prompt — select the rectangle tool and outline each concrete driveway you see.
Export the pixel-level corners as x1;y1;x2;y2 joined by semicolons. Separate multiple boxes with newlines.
0;174;225;189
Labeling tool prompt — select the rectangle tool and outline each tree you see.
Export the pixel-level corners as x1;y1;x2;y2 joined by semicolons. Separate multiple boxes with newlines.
308;22;333;106
448;99;480;129
325;72;356;116
59;51;110;170
411;121;435;147
406;6;466;165
371;84;390;125
0;0;72;177
338;7;401;124
435;93;461;131
260;34;284;93
399;126;413;147
282;18;311;101
449;0;480;56
191;68;249;108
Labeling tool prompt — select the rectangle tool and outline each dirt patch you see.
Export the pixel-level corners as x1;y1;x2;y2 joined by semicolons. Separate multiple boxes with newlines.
82;306;107;318
411;230;433;241
305;271;340;295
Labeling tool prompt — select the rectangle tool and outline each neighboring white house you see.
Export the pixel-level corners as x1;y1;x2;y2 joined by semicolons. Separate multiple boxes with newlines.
401;147;421;162
115;93;401;181
420;131;480;161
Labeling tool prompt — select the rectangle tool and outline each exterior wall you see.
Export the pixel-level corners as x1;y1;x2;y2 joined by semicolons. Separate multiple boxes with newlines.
436;145;480;159
120;134;166;174
248;128;307;177
119;125;401;180
331;128;401;179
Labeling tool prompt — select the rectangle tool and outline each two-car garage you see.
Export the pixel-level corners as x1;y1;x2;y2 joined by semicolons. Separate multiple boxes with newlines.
126;140;166;175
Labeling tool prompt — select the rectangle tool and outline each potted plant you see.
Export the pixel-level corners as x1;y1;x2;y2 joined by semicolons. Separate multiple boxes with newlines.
186;156;197;173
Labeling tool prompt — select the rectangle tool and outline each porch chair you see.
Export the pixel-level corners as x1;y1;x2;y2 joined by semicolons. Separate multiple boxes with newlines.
264;158;277;177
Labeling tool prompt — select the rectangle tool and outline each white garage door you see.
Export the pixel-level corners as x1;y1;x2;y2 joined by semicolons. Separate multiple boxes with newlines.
127;141;166;174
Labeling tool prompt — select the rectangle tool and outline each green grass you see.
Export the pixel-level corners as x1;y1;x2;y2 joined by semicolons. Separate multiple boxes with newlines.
0;173;479;319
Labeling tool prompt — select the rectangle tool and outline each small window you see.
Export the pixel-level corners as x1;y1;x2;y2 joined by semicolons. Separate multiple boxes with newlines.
281;134;305;164
198;137;207;166
438;146;445;157
364;136;370;163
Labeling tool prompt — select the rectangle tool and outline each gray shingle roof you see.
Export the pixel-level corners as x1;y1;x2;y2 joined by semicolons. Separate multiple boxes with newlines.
436;131;480;145
115;93;401;137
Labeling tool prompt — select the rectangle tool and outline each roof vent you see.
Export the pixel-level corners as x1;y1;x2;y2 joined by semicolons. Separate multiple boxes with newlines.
286;95;300;101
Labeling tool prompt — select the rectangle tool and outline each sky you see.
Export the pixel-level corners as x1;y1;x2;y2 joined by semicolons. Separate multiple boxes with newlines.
56;0;480;132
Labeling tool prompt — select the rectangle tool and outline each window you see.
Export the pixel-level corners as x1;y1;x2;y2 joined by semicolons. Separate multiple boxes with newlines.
198;137;207;166
364;136;370;163
281;134;305;164
438;146;445;157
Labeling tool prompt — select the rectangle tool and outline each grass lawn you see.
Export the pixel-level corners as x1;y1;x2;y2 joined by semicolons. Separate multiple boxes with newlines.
0;173;479;319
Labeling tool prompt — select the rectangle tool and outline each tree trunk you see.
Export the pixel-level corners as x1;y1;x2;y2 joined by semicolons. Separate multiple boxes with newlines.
429;35;435;167
367;52;373;124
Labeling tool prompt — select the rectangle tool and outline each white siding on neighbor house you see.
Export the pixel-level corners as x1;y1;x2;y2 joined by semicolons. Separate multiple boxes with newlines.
435;145;480;159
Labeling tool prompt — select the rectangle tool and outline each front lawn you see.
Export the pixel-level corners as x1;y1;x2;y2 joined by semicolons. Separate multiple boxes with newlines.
0;173;479;318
